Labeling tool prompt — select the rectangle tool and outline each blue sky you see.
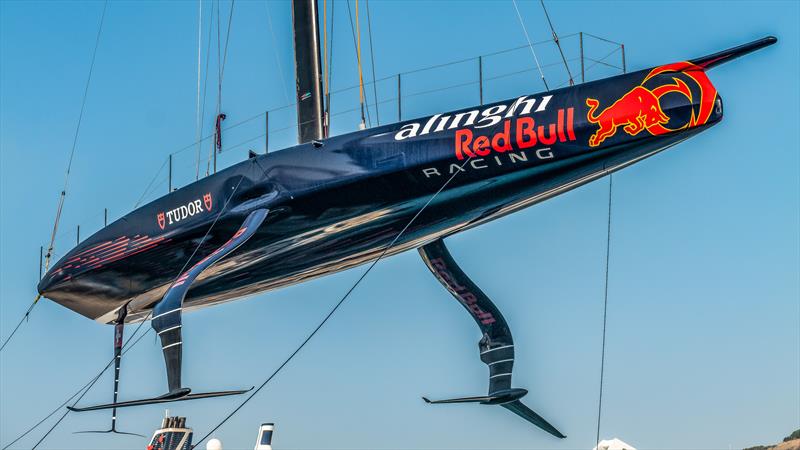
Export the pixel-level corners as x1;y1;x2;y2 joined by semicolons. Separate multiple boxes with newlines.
1;1;798;449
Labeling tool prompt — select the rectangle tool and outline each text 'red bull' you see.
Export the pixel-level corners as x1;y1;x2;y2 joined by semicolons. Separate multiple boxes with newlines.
455;108;576;160
428;257;495;325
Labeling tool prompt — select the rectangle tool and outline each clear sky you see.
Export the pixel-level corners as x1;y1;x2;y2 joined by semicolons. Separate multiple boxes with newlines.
1;1;798;449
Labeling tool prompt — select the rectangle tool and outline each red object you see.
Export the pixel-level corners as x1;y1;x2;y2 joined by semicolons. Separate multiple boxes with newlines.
215;113;227;151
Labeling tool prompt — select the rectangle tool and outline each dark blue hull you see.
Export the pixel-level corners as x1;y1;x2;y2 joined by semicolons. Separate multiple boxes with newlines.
39;58;724;323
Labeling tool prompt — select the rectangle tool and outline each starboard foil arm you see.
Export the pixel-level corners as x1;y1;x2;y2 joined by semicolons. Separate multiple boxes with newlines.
69;208;269;412
418;238;565;439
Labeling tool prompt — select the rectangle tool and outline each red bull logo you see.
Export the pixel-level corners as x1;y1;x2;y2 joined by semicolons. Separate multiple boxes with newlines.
585;61;718;147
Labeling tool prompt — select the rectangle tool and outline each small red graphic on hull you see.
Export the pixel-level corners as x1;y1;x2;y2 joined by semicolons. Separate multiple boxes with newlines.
203;193;213;211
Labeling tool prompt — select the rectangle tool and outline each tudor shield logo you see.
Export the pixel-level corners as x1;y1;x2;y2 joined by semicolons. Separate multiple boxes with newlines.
156;193;213;230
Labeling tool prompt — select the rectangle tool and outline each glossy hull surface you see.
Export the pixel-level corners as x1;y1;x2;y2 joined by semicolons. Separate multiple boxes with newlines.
39;59;724;323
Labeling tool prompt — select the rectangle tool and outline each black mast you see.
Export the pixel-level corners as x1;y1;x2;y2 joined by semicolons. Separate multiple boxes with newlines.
292;0;325;143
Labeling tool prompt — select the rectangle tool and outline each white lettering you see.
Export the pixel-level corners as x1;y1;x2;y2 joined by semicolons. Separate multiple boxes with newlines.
535;148;554;159
422;168;441;178
394;123;420;140
536;95;552;112
474;105;506;129
449;110;479;129
394;95;552;141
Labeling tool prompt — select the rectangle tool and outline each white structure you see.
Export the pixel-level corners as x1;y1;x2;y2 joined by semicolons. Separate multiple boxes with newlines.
147;416;193;450
206;438;223;450
594;438;637;450
254;423;274;450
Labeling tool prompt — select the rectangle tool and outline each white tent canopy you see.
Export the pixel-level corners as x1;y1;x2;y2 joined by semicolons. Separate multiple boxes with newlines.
593;438;638;450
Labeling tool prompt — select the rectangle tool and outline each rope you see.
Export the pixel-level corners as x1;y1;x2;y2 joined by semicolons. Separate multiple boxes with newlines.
0;0;108;354
355;0;366;127
539;0;574;86
194;0;203;180
219;0;235;90
4;315;153;450
511;0;549;90
0;297;39;353
554;46;622;89
1;371;101;449
136;156;169;208
365;0;379;126
197;0;215;181
265;1;290;105
30;324;153;450
346;0;370;128
210;0;235;172
20;167;252;448
322;0;329;135
324;0;335;134
596;173;613;447
192;155;475;449
43;37;601;248
323;0;328;96
206;0;222;176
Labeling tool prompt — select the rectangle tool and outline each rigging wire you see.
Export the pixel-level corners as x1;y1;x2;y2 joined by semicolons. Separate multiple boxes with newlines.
596;174;613;447
20;168;252;448
135;157;169;208
539;0;574;86
0;0;108;354
30;325;153;450
3;316;153;450
365;0;379;126
207;0;236;175
192;155;476;449
219;0;236;88
355;0;367;128
325;0;335;133
197;0;216;180
553;46;622;90
41;36;600;251
346;0;370;128
510;0;549;90
323;0;329;134
206;0;222;176
0;301;37;353
265;0;290;105
194;0;204;180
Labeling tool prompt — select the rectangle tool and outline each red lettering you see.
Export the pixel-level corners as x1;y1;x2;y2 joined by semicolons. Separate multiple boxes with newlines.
567;107;576;140
455;129;475;160
557;109;567;142
462;293;478;304
474;136;490;156
516;117;537;149
538;123;557;145
491;120;513;152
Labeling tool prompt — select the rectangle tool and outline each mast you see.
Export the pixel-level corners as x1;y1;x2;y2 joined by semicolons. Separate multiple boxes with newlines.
292;0;325;143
